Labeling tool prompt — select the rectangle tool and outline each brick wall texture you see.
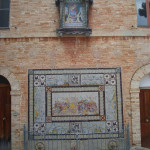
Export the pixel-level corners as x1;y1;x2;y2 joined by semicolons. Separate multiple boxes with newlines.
0;0;150;149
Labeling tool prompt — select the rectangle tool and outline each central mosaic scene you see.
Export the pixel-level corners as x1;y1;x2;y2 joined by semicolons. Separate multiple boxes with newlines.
52;92;99;116
29;68;123;139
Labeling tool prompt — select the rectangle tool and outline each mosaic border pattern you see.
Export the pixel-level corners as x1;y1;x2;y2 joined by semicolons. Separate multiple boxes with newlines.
46;87;104;122
28;68;124;139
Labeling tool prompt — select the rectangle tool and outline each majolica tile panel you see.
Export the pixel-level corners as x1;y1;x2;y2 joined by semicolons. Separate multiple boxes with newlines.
28;68;123;139
56;0;92;36
64;2;86;28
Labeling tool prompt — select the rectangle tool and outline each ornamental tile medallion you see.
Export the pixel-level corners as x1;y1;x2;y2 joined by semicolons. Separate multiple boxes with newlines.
28;68;123;139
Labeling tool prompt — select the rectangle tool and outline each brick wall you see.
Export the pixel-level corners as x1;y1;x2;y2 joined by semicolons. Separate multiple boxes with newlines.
1;37;150;149
1;0;150;149
0;0;150;38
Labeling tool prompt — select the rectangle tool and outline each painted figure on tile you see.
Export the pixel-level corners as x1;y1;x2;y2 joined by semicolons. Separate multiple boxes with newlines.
65;3;83;27
52;99;99;116
78;100;98;115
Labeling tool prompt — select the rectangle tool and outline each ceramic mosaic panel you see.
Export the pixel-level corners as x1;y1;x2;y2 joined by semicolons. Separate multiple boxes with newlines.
46;75;69;86
28;68;123;139
82;121;106;134
64;3;84;27
46;123;70;134
34;87;45;122
46;86;103;122
70;122;82;133
69;74;80;86
52;92;99;116
106;121;118;133
34;123;46;135
81;74;104;85
34;75;46;87
105;86;117;120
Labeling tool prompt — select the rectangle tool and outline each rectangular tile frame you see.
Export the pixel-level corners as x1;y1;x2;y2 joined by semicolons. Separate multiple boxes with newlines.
28;68;124;139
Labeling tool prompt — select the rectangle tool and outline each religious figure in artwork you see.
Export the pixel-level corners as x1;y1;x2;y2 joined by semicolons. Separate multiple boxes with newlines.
65;3;83;27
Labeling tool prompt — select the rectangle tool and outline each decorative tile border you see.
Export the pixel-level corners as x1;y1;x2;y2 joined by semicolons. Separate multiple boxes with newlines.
28;68;124;139
46;87;103;122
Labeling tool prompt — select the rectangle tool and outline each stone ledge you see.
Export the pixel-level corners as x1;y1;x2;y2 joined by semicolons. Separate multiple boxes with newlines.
1;30;150;38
